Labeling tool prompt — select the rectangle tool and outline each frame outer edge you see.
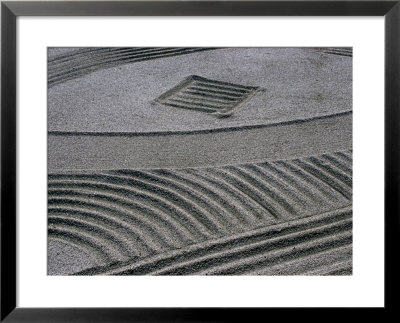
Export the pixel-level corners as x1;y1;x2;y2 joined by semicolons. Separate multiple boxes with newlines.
1;1;399;16
0;0;398;321
1;2;17;322
0;3;17;320
385;0;400;311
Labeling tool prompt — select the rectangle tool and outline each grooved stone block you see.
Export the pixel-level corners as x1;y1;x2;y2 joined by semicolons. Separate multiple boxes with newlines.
156;75;258;116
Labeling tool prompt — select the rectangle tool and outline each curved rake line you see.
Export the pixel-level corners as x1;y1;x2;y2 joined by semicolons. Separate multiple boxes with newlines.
229;165;297;216
48;196;189;253
77;207;352;275
48;111;352;137
196;229;352;275
245;244;352;275
48;215;133;259
326;47;352;51
49;48;215;86
323;47;352;54
113;169;241;231
332;151;353;168
325;150;353;167
48;201;164;254
307;156;353;187
150;218;352;275
48;227;115;264
49;47;177;74
103;171;227;234
48;185;197;247
49;173;212;235
256;162;330;208
159;169;258;227
48;48;98;63
49;48;189;77
185;168;268;225
205;167;284;221
324;51;352;58
49;47;164;66
49;48;174;83
335;151;353;163
320;153;352;175
56;47;191;65
49;47;200;68
48;182;196;245
152;169;254;230
48;187;181;250
196;167;273;220
48;47;127;63
293;159;352;200
274;160;347;205
244;164;309;213
144;214;352;276
156;239;353;276
48;175;209;239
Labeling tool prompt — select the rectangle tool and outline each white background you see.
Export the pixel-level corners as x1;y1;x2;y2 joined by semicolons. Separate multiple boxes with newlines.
17;17;384;307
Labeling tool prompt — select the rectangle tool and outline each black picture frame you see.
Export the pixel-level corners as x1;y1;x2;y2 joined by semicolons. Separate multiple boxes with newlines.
1;1;399;321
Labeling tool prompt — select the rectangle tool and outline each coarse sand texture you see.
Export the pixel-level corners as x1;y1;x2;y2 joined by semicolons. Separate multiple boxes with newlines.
47;47;352;275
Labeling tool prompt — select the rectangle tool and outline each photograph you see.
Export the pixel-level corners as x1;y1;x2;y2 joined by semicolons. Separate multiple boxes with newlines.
47;46;352;276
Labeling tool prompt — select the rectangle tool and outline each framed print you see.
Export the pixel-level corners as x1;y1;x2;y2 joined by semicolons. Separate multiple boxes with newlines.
1;0;399;321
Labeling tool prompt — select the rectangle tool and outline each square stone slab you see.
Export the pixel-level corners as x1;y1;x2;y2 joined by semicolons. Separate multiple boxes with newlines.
156;75;258;116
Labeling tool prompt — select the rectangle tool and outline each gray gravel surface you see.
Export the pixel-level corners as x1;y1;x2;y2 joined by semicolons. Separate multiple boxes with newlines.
47;47;352;276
